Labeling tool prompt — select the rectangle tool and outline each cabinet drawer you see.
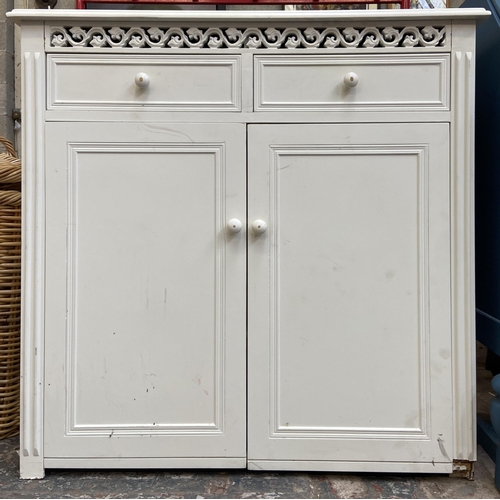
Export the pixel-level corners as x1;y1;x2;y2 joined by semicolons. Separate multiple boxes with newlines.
254;54;449;112
47;54;242;112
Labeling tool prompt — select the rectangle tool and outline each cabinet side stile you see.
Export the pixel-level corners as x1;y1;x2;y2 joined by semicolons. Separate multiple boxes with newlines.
450;20;477;463
20;22;46;480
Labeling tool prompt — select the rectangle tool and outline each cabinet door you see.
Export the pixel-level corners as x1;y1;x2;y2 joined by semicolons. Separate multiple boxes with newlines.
44;122;246;465
247;123;452;470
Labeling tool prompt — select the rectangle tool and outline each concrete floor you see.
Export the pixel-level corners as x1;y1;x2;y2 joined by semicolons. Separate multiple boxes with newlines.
0;344;497;499
0;437;498;499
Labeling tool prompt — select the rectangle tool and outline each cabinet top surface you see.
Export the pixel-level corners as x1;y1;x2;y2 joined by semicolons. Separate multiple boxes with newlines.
7;8;490;24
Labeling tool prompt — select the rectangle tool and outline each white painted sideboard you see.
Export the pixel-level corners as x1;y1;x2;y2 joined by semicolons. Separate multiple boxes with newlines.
8;8;488;479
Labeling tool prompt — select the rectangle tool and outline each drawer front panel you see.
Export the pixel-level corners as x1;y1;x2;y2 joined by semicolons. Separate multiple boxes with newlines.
48;54;242;111
255;54;449;112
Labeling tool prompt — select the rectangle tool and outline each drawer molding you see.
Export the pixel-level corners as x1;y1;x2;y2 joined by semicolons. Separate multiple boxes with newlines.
47;54;242;112
255;54;450;112
48;25;447;51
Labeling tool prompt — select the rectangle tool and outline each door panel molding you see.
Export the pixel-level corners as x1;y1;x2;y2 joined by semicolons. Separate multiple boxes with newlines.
248;123;452;463
44;122;247;458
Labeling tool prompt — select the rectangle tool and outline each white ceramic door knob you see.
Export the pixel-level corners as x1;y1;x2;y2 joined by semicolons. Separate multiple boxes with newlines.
252;220;267;235
135;72;150;88
343;72;359;88
227;219;242;234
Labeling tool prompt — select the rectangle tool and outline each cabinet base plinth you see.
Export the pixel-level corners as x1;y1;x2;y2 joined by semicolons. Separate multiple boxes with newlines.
44;458;247;469
248;460;453;473
20;459;45;480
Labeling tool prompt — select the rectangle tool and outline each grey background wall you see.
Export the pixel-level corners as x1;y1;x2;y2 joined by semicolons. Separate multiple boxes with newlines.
1;1;14;144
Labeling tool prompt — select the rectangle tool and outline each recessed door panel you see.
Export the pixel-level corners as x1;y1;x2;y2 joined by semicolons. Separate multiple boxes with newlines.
44;122;246;461
247;123;452;466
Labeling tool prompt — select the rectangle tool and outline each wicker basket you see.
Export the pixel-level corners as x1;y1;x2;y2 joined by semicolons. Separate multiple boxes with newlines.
0;137;21;440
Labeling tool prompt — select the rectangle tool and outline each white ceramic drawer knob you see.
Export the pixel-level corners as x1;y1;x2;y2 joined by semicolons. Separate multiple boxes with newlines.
343;72;359;88
135;72;150;88
252;220;267;235
227;218;242;234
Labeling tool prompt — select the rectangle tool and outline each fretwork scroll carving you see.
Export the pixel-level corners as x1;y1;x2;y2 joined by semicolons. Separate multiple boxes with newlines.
50;25;446;50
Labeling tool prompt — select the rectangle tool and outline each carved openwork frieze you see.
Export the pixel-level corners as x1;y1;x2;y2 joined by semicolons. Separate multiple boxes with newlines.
49;25;446;49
